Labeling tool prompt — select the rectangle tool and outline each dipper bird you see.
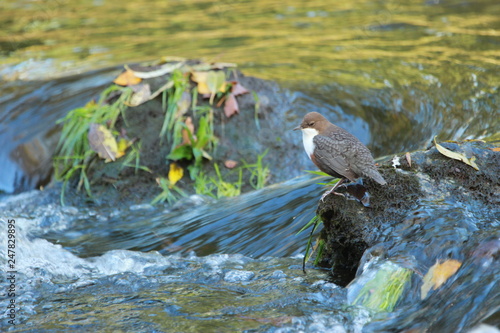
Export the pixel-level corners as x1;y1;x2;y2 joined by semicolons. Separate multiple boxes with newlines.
294;112;386;197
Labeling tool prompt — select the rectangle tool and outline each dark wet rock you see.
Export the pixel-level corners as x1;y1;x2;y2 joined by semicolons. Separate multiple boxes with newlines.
316;140;500;331
0;65;315;204
0;67;117;194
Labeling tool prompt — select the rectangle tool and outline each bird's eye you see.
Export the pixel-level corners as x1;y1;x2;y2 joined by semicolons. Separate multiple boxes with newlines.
308;122;315;126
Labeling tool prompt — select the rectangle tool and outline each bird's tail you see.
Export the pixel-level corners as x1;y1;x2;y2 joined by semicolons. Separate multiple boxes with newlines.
369;170;387;185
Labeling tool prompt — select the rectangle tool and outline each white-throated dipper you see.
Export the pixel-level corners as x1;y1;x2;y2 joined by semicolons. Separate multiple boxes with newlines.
294;112;386;197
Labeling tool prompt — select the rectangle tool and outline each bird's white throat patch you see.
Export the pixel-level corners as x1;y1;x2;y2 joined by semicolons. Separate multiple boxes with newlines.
301;128;318;159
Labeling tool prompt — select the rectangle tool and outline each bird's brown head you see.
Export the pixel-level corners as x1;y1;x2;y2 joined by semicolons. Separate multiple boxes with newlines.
293;112;331;133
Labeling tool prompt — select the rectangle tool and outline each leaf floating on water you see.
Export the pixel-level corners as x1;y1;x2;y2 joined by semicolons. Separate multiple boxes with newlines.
421;259;462;299
168;163;184;187
113;69;142;86
88;123;118;162
434;137;479;170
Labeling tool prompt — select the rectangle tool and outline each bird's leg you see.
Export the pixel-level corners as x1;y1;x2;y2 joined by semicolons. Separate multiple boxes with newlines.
321;178;346;201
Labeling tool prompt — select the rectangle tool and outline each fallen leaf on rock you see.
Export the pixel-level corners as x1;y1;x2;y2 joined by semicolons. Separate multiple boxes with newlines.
224;93;239;118
239;315;292;326
168;162;184;187
149;80;174;100
190;62;237;72
405;152;412;167
127;83;152;107
230;81;250;96
434;137;479;170
125;62;184;79
224;160;238;169
113;69;142;86
88;123;118;162
176;91;192;117
421;259;462;299
207;71;226;104
490;147;500;152
182;117;196;145
116;137;134;159
191;70;226;103
191;71;210;94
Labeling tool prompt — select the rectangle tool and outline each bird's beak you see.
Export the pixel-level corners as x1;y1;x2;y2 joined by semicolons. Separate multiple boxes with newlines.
293;125;301;131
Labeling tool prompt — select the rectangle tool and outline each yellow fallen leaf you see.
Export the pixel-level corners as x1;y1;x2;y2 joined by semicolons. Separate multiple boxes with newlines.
116;137;133;159
127;83;152;107
421;259;462;299
434;137;479;170
191;71;227;99
206;70;226;94
124;62;183;79
88;124;118;162
113;69;142;86
168;163;183;187
191;71;210;94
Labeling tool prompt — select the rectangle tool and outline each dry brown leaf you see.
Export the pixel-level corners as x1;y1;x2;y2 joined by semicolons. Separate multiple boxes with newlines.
405;152;412;167
490;147;500;152
434;137;479;170
88;123;118;162
181;117;196;145
421;259;462;299
113;69;142;86
224;94;239;118
176;91;191;117
231;81;250;96
127;83;152;107
224;160;238;169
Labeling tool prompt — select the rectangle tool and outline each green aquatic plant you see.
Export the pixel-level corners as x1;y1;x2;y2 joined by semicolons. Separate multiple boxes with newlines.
151;177;187;205
351;262;412;312
167;114;218;180
54;85;133;204
296;215;324;272
160;69;189;142
241;149;270;190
